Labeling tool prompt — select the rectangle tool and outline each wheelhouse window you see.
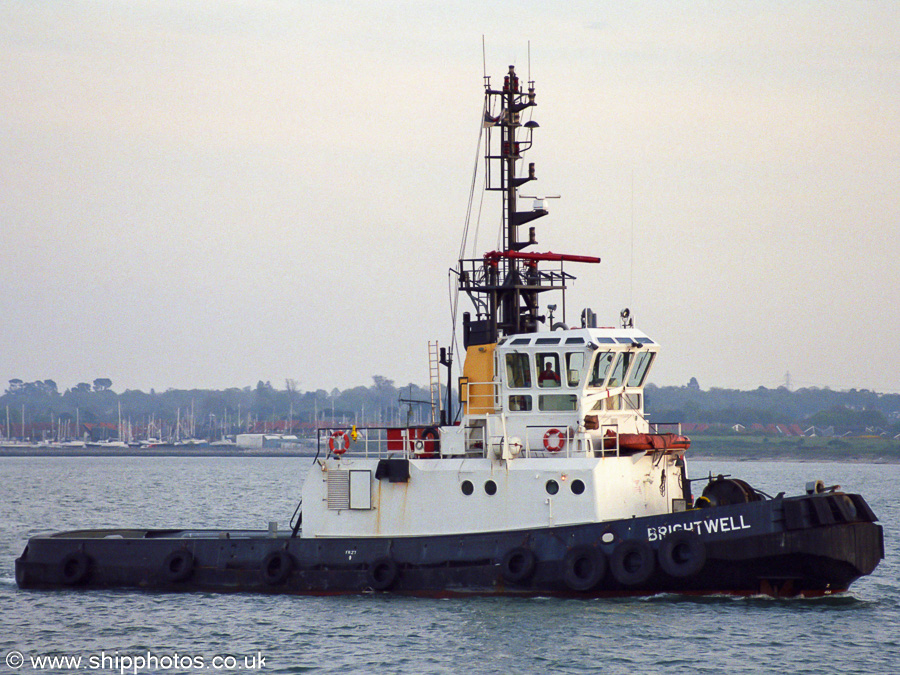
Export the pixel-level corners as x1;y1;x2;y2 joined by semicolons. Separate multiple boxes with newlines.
565;352;585;387
539;394;577;411
536;353;562;388
505;353;532;388
588;351;614;388
607;352;633;388
508;395;532;411
624;393;642;410
626;351;655;387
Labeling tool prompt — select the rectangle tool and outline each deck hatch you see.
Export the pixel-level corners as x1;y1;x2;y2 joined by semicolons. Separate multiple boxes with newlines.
350;470;372;510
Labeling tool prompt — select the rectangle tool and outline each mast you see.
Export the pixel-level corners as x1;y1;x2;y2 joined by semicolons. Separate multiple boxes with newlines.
458;65;600;348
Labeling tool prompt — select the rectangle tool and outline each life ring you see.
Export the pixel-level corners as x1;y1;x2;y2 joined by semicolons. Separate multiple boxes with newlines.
366;557;399;591
610;540;655;586
162;549;194;583
61;551;92;585
658;530;706;578
562;546;606;591
328;430;351;455
500;547;537;585
543;428;566;453
261;550;294;585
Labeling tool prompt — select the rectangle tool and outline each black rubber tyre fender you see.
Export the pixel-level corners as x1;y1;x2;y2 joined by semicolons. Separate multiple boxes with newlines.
162;549;194;583
420;426;440;457
500;547;537;585
610;540;655;586
261;550;294;585
658;530;706;578
562;546;605;591
61;551;92;585
366;557;399;591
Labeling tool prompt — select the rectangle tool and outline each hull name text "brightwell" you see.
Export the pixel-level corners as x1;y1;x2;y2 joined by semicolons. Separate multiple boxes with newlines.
647;515;752;541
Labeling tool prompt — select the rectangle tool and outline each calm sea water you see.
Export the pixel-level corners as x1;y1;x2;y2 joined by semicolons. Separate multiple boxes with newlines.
2;456;897;675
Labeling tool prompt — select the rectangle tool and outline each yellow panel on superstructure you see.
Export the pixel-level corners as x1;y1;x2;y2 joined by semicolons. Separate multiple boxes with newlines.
461;343;497;414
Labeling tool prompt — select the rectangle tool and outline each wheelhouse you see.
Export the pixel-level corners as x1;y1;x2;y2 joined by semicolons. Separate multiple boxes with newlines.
498;328;656;413
461;327;658;453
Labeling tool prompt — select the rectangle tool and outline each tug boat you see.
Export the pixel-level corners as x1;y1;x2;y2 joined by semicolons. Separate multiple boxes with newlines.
15;65;883;597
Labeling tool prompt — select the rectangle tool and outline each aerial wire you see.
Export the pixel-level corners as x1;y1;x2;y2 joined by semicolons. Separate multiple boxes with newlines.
457;98;487;261
450;62;490;388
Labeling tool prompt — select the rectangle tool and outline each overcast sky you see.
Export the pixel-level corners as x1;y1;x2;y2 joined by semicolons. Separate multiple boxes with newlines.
2;1;898;395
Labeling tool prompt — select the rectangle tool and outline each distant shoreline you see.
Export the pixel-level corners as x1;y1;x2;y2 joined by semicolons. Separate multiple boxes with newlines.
2;445;898;463
686;435;900;464
0;445;318;459
688;453;900;464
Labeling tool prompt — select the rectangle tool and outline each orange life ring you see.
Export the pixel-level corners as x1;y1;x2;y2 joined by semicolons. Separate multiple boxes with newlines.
328;430;350;455
543;428;566;453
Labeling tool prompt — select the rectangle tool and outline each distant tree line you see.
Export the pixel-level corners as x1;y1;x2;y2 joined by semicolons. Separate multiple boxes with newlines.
644;382;900;433
2;377;898;440
0;377;446;441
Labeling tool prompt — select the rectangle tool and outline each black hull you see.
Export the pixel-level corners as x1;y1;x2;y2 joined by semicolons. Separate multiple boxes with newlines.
16;493;883;598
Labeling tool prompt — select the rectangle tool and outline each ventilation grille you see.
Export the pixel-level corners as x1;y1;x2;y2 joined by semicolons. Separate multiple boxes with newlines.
327;470;350;510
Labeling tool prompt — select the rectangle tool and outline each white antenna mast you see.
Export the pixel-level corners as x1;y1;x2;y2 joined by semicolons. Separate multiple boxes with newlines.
630;171;634;306
482;35;487;81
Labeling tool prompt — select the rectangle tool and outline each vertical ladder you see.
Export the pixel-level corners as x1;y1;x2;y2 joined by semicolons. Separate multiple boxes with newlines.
427;341;442;424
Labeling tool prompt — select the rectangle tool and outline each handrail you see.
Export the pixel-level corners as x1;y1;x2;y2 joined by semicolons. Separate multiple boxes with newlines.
460;379;501;414
649;421;683;435
600;423;620;458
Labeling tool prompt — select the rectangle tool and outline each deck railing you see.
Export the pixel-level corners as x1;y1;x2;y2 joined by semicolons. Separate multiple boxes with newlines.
316;426;440;460
317;417;664;461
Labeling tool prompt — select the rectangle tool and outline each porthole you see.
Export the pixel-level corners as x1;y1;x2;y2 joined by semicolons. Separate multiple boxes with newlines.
545;479;559;495
485;480;497;496
571;479;585;495
461;480;474;496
